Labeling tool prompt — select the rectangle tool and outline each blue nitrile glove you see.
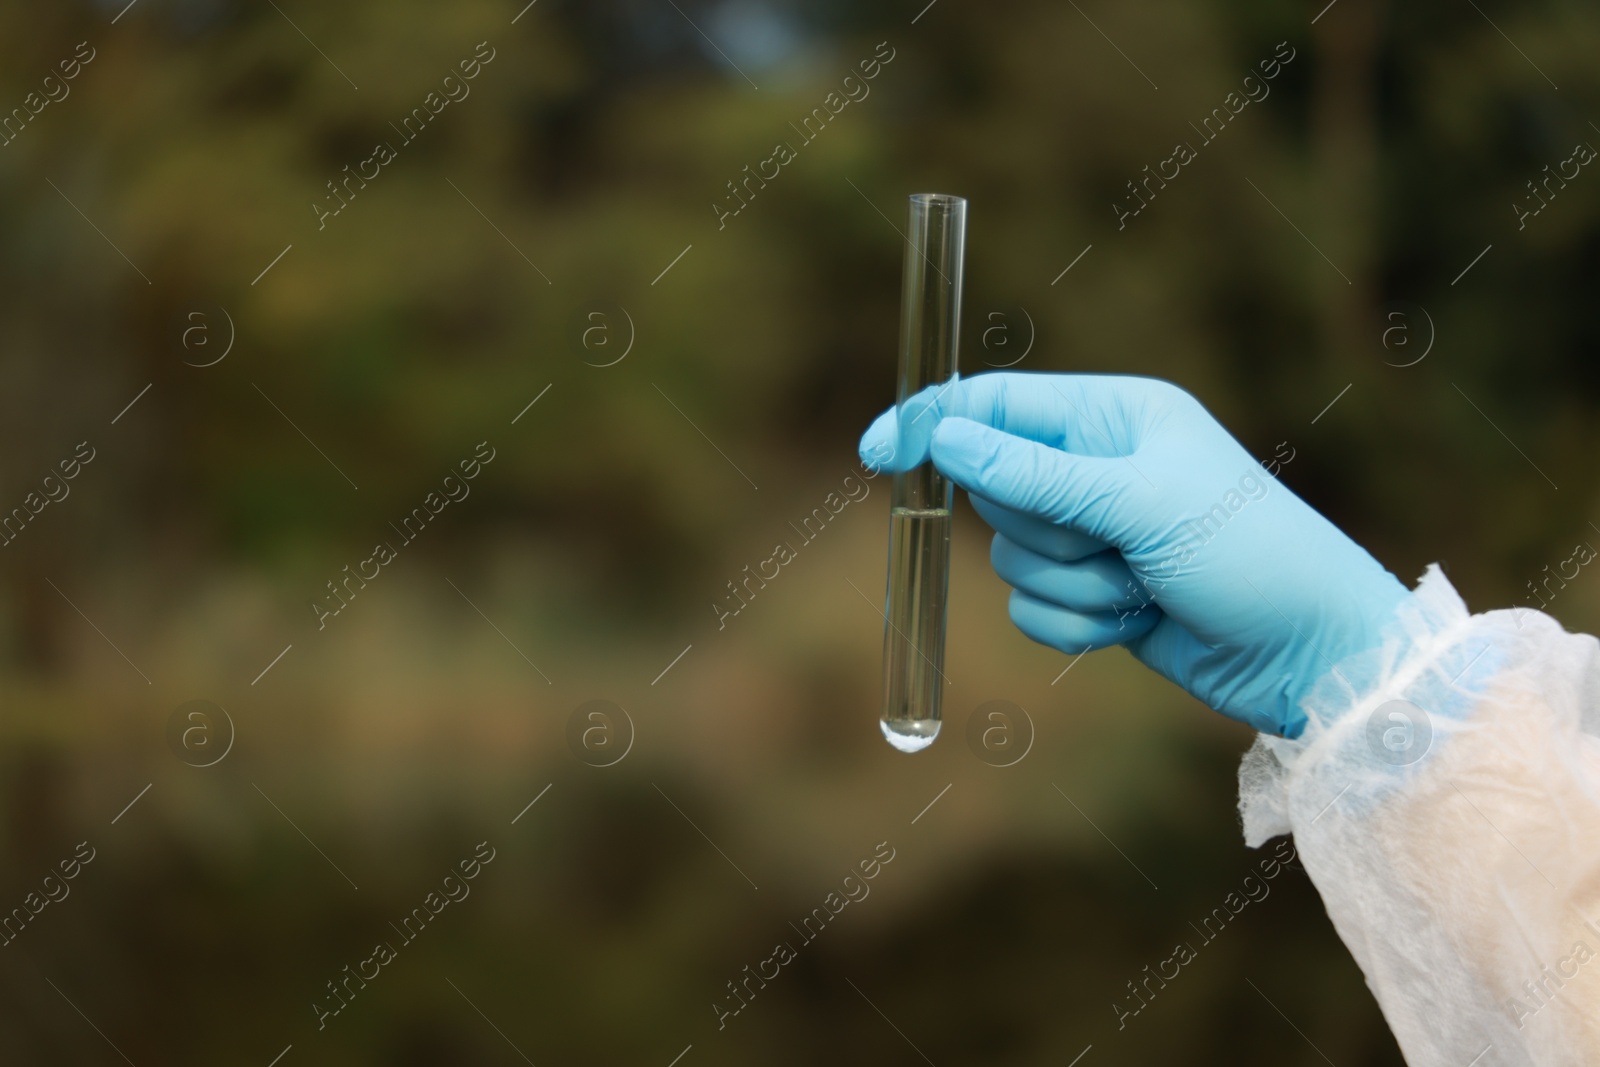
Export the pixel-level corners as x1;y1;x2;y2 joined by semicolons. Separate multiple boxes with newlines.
858;372;1412;737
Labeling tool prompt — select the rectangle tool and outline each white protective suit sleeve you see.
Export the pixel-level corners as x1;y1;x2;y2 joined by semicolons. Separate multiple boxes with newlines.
1238;564;1600;1067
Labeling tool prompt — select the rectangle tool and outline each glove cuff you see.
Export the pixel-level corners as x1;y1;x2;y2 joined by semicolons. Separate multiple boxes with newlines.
1238;563;1503;846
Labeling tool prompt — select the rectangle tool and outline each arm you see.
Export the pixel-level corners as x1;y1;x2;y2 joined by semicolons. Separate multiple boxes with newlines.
861;371;1600;1065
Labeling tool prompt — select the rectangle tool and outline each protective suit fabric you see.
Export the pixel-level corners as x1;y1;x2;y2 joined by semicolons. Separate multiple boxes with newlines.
1240;564;1600;1066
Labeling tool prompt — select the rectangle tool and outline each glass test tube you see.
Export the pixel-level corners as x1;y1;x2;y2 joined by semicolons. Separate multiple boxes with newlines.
879;193;966;753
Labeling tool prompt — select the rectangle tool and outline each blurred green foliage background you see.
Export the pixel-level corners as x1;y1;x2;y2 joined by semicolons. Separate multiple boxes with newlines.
0;0;1596;1063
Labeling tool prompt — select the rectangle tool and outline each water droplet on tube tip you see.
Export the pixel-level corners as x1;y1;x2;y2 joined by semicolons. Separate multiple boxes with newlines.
880;718;941;754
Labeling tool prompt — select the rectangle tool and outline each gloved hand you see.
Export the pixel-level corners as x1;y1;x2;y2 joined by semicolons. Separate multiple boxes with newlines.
858;372;1412;737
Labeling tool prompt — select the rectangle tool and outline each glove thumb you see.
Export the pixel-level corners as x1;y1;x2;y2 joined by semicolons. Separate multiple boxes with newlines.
930;417;1146;549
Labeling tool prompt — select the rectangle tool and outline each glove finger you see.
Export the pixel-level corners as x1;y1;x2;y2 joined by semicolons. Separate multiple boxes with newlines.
857;379;967;474
970;493;1108;562
1007;588;1162;655
858;406;905;473
859;371;1177;473
943;370;1163;457
992;536;1149;612
932;417;1145;548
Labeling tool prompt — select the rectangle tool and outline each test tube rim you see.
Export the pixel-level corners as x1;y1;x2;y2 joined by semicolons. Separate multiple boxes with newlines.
908;192;967;209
